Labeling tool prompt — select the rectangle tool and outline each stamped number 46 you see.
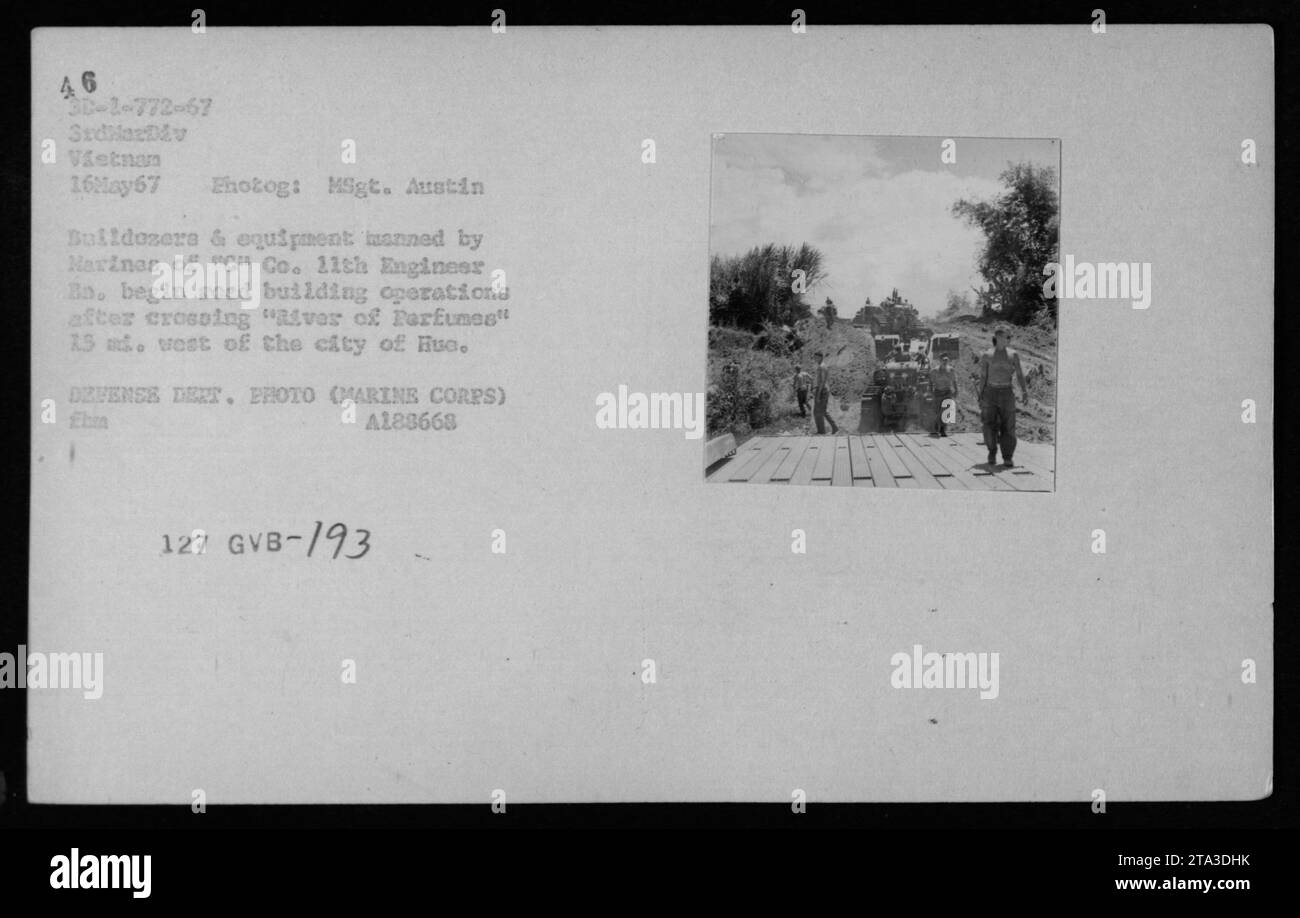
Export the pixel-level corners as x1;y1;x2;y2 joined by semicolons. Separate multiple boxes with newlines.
60;72;96;99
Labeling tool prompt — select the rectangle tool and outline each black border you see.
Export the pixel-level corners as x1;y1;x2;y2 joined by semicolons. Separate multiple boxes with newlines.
1;0;1293;850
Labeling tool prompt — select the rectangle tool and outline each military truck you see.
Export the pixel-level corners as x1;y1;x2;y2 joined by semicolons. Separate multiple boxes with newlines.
859;360;937;433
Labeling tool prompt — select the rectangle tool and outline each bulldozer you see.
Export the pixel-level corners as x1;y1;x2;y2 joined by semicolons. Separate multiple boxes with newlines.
859;359;937;433
927;333;960;364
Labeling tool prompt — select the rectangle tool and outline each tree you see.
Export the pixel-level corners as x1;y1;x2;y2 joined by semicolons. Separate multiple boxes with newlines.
708;243;829;331
952;162;1059;325
933;289;974;324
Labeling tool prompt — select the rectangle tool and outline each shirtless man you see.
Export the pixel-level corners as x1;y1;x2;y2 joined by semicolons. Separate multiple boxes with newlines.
977;327;1028;467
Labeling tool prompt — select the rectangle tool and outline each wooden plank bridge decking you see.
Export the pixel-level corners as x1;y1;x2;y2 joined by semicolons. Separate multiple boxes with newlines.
707;432;1054;492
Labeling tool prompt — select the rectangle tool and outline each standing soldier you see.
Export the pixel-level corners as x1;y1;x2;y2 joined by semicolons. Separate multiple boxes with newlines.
977;327;1029;467
930;354;958;437
792;365;812;417
812;352;839;435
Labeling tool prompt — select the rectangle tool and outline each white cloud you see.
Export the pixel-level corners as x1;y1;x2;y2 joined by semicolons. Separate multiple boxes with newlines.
711;143;1006;316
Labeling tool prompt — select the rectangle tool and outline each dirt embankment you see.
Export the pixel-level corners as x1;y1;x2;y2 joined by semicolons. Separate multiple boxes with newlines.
709;316;1056;444
934;316;1057;443
755;321;878;437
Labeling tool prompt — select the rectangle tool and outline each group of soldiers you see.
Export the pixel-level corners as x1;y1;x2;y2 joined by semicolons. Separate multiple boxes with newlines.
791;327;1028;468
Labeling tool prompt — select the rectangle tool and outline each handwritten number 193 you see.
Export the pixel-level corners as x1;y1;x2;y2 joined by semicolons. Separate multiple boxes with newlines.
306;521;371;560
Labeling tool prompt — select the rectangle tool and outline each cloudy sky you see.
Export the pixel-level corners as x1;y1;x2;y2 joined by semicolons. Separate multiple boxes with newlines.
709;134;1059;319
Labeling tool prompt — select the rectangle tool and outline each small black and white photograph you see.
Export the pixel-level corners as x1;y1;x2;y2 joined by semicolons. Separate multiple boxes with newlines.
706;133;1059;491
